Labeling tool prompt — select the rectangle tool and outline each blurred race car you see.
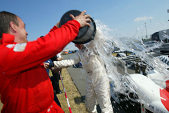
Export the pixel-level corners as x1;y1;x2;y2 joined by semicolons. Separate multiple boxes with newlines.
110;54;169;113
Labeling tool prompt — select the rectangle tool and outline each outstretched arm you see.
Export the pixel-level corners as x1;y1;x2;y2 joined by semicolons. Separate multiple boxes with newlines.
53;53;81;68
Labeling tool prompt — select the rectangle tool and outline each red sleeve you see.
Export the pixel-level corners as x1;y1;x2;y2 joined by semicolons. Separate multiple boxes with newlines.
1;20;80;74
49;26;58;32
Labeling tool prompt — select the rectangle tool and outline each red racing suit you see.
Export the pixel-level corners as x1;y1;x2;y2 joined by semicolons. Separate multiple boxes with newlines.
0;20;80;113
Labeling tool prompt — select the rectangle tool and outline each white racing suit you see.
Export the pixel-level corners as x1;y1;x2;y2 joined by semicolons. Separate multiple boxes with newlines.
53;48;113;113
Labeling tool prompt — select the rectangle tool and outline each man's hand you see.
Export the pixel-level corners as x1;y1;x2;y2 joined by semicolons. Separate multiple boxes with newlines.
44;63;49;69
70;10;91;28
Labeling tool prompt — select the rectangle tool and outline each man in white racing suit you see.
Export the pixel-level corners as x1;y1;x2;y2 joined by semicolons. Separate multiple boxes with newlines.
53;31;113;113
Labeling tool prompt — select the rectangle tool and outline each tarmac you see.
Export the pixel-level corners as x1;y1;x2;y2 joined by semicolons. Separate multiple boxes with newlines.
0;53;139;113
63;54;140;113
0;59;88;113
0;53;88;113
63;54;87;96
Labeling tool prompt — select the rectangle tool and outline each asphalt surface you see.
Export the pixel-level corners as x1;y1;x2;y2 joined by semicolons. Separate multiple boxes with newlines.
63;53;141;113
0;53;140;113
63;54;87;96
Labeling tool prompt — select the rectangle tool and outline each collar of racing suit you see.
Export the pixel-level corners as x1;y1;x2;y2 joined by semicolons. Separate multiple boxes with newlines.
1;33;15;44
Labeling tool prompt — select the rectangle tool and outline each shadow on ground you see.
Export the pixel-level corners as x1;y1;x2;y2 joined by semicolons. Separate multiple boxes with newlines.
74;96;102;113
74;96;85;104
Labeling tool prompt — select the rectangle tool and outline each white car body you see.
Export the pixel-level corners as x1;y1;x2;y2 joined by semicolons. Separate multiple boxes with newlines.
129;73;169;113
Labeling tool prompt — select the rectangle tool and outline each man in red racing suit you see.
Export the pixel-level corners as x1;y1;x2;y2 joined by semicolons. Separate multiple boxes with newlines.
0;11;90;113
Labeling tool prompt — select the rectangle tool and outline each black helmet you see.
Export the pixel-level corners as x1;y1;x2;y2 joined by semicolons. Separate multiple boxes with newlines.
59;10;96;44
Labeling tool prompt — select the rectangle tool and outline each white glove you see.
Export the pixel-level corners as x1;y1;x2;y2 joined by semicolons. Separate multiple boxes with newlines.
53;52;80;68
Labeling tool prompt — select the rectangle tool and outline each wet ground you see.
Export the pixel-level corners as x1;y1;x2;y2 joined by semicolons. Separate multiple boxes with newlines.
0;53;140;113
64;54;87;96
0;68;88;113
63;54;141;113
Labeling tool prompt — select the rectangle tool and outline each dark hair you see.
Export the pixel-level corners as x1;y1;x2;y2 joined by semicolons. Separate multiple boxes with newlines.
0;11;19;38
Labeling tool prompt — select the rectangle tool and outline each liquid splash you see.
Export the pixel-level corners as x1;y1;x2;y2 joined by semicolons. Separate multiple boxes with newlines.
83;20;169;112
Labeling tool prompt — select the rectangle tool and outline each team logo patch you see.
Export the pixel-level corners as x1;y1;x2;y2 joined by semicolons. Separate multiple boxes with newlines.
13;43;27;52
6;44;15;48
